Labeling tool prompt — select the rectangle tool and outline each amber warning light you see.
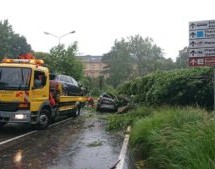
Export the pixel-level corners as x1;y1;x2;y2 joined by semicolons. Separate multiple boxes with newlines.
2;58;44;65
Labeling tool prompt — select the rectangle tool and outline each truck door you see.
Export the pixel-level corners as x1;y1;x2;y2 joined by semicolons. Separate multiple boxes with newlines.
31;70;49;111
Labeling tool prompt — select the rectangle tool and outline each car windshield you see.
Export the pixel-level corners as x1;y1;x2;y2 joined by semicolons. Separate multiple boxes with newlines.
0;67;31;90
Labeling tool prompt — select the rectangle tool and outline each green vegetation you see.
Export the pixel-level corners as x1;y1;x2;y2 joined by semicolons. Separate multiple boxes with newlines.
105;62;215;169
107;106;215;169
106;64;215;168
48;44;83;80
118;67;213;109
130;106;215;169
0;20;31;59
175;47;189;69
103;35;175;87
106;106;153;131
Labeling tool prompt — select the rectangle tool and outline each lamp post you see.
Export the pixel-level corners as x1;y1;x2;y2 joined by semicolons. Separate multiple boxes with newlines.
44;31;75;44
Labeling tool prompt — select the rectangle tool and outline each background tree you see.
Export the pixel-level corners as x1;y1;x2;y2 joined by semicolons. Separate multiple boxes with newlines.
128;35;175;75
0;20;31;59
103;39;133;87
34;51;50;60
175;47;189;68
49;42;83;80
80;76;108;96
103;35;175;87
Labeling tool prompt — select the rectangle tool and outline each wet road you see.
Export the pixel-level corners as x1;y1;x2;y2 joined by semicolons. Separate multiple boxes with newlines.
0;124;32;142
0;110;135;169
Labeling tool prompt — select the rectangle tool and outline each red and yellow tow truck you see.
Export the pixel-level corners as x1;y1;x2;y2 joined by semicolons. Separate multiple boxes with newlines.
0;53;87;129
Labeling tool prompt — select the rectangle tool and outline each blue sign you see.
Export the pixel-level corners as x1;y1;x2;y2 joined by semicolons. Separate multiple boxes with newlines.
197;31;205;38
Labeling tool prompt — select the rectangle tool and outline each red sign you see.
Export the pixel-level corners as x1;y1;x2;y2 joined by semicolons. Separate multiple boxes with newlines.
189;56;215;66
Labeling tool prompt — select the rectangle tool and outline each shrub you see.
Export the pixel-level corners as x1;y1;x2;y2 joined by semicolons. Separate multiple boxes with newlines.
118;68;213;109
130;107;215;169
106;106;153;131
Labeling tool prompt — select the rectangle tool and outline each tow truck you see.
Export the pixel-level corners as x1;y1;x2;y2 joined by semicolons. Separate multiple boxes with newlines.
0;53;88;129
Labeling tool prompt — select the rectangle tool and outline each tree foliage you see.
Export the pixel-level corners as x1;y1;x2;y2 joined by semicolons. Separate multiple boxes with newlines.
47;43;83;80
118;67;213;109
103;35;175;87
176;47;189;68
0;20;31;59
80;76;103;96
103;39;133;87
129;35;166;75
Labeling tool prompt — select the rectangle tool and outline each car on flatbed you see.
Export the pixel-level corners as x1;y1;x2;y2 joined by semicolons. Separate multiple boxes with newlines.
50;74;84;96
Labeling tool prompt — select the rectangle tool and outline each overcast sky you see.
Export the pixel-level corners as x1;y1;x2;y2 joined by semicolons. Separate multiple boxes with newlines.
1;0;215;60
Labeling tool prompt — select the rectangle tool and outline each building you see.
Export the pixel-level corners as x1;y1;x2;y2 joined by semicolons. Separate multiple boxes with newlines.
76;55;109;78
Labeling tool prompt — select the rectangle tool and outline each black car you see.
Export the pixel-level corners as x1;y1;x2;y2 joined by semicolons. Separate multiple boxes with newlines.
50;74;83;96
96;92;119;112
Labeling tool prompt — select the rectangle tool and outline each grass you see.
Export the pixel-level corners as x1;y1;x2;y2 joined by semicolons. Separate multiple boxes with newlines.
129;106;215;169
105;106;153;131
106;105;215;169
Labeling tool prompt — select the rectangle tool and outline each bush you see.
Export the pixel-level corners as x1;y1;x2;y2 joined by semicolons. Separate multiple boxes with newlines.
118;68;213;109
106;106;153;131
130;106;215;169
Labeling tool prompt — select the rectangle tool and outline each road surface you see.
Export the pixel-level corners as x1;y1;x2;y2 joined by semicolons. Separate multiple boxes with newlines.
0;109;135;169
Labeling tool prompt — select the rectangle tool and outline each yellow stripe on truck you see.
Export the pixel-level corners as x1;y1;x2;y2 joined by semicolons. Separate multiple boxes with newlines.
59;105;77;111
59;96;88;103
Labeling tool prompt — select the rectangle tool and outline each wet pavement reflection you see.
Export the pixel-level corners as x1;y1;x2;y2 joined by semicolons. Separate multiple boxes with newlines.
0;123;33;142
0;110;135;169
46;113;123;169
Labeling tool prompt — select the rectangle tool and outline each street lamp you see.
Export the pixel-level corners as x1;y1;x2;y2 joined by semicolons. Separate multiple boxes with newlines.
44;31;76;44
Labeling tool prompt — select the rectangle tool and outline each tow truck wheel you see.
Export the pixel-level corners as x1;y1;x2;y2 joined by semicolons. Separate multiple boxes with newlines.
37;109;50;129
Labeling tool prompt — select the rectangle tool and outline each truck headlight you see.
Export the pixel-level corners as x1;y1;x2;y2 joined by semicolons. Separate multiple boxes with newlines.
15;114;27;120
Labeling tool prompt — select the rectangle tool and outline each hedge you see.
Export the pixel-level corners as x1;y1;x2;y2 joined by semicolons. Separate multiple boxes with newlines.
117;67;214;109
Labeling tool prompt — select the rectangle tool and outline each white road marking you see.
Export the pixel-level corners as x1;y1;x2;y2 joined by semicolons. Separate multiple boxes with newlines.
0;131;37;146
116;126;131;169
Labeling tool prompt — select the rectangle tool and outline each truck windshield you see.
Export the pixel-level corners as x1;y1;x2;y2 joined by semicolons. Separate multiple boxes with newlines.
0;67;31;90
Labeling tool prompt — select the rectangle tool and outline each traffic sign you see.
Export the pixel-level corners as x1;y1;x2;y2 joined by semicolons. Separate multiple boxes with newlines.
189;20;215;30
189;39;215;48
189;19;215;67
189;57;215;66
189;29;215;39
189;48;215;57
189;58;204;66
190;20;215;112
